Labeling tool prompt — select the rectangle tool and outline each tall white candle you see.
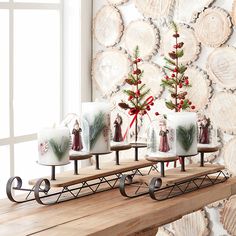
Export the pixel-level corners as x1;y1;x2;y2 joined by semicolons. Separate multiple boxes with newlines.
168;112;198;156
82;102;111;154
38;127;70;165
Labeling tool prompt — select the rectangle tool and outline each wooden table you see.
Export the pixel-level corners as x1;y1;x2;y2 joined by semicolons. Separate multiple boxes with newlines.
1;177;236;236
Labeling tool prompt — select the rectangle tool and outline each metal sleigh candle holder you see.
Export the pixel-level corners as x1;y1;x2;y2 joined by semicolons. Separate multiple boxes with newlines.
6;145;159;205
119;146;229;201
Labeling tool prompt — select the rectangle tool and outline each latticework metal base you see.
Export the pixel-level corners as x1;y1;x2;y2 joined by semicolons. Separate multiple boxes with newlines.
119;170;229;200
6;165;158;205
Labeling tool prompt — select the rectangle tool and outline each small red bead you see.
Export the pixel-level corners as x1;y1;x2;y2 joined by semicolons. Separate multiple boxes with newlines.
179;83;183;88
171;74;175;78
155;112;159;116
191;105;195;109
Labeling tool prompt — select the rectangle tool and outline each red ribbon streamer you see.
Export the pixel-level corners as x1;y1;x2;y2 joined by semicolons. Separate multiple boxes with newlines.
123;96;154;140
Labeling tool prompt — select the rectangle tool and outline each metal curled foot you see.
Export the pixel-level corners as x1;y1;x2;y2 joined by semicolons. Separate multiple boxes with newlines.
149;177;163;200
149;170;228;201
34;178;51;205
119;174;154;198
6;176;35;203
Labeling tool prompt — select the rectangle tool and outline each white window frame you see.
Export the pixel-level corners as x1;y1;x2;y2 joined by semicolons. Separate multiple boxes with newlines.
0;0;64;177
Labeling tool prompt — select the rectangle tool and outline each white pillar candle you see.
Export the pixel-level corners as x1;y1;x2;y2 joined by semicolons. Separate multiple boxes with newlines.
82;102;111;154
38;127;70;166
168;112;198;156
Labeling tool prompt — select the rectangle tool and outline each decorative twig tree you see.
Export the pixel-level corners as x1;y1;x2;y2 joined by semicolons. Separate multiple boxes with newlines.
118;46;154;142
161;22;195;112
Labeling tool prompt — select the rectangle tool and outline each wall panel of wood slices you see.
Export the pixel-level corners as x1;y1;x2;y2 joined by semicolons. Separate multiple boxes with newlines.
92;0;236;235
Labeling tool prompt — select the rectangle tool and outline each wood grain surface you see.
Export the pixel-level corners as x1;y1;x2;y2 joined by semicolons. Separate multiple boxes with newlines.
1;177;236;236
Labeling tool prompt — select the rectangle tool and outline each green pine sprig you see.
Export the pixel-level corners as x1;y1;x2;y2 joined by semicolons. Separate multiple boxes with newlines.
49;136;70;161
177;125;196;151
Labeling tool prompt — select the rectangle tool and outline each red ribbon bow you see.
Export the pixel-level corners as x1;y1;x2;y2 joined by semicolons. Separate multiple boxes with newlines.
123;96;154;140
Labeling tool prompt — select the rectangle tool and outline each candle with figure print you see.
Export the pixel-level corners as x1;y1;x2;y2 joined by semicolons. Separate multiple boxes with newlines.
38;127;70;166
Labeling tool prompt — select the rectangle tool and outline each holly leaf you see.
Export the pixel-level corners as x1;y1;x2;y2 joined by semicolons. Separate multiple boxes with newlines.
176;49;184;58
165;101;176;110
118;102;130;110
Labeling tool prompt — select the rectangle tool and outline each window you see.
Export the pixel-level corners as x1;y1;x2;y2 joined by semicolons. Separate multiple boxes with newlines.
0;0;63;198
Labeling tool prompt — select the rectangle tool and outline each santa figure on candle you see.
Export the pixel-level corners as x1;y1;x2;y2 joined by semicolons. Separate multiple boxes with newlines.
72;120;83;151
159;118;170;152
113;113;123;142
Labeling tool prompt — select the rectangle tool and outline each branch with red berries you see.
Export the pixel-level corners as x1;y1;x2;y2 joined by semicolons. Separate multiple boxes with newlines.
118;46;155;141
161;22;195;112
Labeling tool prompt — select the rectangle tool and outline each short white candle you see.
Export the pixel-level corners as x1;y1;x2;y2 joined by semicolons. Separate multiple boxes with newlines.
38;127;70;165
168;112;198;156
82;102;111;154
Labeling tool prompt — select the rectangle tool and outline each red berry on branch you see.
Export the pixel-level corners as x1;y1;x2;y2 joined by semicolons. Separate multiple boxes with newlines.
180;100;184;105
173;67;178;73
171;73;175;78
147;106;151;111
155;112;159;116
133;70;137;74
191;105;195;110
188;101;192;105
179;83;183;88
173;44;178;49
138;80;142;84
144;110;147;114
128;95;133;101
185;79;189;85
151;102;154;106
136;58;141;62
165;75;169;80
136;90;140;97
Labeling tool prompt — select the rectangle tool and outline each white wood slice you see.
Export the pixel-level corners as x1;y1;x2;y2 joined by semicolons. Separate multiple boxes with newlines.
156;227;174;236
207;199;226;208
92;48;131;95
93;5;123;47
134;0;175;24
209;92;236;134
172;210;210;236
161;24;200;65
207;46;236;89
184;66;212;111
222;137;236;176
124;20;159;60
194;7;232;47
220;195;236;235
139;62;164;98
106;0;128;5
232;0;236;25
174;0;215;23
